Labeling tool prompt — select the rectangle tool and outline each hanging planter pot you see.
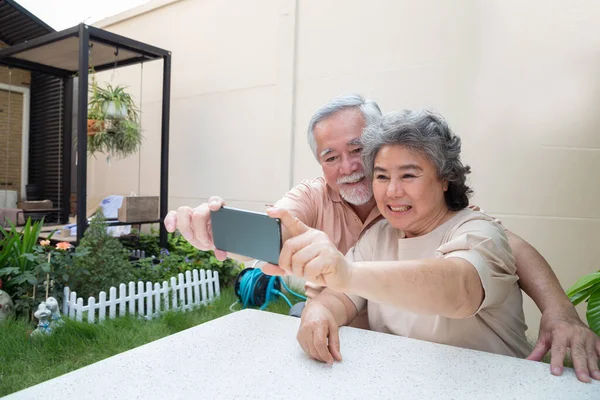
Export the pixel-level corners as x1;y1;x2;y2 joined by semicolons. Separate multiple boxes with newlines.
87;118;104;136
89;84;138;122
103;101;128;120
87;106;104;136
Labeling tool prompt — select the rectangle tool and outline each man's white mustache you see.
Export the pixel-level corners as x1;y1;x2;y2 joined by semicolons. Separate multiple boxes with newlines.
337;172;365;185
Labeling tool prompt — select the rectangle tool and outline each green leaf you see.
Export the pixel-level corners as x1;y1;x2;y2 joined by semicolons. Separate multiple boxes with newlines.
27;276;38;285
41;263;51;273
76;247;90;257
62;273;69;282
566;271;600;297
569;284;597;306
585;287;600;336
0;266;20;275
22;253;37;262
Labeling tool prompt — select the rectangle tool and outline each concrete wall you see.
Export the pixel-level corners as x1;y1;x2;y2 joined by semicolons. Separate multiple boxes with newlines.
93;0;600;337
89;0;289;213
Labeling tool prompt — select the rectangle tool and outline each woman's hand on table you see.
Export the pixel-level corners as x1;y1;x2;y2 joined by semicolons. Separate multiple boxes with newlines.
297;300;343;364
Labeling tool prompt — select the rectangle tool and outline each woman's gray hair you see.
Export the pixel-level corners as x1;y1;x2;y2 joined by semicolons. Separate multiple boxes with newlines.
361;109;472;211
307;94;382;159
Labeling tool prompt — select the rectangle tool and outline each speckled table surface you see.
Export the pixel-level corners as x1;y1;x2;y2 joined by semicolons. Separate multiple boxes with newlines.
5;309;598;399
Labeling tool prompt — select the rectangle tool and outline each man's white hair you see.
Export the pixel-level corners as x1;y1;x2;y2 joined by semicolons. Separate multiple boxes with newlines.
307;94;382;160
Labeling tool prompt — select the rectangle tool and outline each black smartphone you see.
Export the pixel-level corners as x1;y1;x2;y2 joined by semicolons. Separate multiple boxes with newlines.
210;206;282;265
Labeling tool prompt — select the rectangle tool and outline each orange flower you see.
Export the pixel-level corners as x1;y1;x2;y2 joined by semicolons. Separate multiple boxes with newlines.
39;240;50;247
56;242;72;250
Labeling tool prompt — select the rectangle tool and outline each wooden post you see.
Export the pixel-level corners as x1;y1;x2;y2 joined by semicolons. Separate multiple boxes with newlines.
45;252;51;300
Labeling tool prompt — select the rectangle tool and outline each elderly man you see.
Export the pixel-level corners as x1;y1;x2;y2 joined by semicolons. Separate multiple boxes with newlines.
164;94;600;382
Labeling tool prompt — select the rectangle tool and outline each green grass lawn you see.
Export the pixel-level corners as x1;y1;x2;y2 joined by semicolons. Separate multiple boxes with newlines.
0;285;303;397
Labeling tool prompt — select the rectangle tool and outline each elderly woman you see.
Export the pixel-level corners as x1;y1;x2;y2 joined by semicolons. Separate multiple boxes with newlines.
266;109;531;363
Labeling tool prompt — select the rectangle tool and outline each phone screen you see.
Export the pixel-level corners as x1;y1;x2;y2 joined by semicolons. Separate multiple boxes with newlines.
210;206;282;265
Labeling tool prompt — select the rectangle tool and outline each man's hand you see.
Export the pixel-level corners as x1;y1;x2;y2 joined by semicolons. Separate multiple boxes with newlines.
297;301;343;364
163;196;227;260
262;208;353;292
528;308;600;383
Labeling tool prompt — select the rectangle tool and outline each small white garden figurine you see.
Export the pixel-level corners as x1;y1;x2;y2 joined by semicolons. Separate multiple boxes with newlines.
31;302;52;337
0;287;15;323
45;297;64;328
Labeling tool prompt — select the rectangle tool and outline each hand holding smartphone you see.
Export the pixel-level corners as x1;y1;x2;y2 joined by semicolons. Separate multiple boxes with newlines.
210;206;282;265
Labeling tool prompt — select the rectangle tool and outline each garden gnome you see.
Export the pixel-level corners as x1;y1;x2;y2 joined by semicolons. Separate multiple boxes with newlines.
31;302;52;336
0;280;15;322
45;297;64;328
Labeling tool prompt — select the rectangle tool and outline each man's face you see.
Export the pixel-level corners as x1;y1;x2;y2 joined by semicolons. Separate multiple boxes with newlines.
313;108;373;205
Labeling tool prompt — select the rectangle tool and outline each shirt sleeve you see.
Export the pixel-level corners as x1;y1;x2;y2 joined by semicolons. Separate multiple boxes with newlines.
468;204;506;231
274;180;318;227
437;218;518;313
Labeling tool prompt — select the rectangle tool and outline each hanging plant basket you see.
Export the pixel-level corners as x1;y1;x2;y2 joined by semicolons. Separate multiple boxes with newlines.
87;119;142;160
87;118;104;136
87;77;142;159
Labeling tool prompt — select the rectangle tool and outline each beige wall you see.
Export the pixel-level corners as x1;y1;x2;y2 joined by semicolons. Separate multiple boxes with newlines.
94;0;600;337
90;0;289;212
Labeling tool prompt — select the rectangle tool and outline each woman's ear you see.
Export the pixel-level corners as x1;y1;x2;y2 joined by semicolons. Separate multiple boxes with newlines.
442;180;449;191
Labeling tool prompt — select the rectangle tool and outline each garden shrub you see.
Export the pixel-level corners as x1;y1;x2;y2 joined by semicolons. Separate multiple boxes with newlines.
70;211;134;299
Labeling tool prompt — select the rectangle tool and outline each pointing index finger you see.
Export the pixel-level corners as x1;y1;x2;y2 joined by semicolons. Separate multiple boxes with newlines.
266;207;309;237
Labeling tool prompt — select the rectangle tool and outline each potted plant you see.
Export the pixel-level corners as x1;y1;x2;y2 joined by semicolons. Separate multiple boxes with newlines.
87;118;142;160
566;270;600;335
89;83;139;121
87;108;104;136
87;69;103;135
86;78;142;160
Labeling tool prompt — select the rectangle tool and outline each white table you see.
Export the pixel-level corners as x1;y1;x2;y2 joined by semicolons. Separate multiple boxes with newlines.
5;309;598;399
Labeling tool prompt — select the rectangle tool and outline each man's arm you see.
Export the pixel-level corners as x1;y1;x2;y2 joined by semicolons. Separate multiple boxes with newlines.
507;230;600;382
507;230;573;315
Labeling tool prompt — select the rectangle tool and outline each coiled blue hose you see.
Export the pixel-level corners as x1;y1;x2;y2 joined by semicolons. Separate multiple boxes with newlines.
236;268;306;310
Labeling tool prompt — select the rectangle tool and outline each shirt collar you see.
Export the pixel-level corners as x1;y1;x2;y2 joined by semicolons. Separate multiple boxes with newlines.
325;182;343;203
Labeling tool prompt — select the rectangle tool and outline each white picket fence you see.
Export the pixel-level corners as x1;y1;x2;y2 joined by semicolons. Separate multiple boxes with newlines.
62;269;220;323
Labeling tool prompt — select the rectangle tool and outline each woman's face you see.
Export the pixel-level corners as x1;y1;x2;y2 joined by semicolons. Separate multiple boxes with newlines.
373;145;449;237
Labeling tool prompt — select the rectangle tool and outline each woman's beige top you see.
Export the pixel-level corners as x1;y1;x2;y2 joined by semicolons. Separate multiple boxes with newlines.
346;208;532;358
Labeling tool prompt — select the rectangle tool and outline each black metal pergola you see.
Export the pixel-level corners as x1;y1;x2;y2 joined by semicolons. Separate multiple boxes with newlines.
0;23;171;247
